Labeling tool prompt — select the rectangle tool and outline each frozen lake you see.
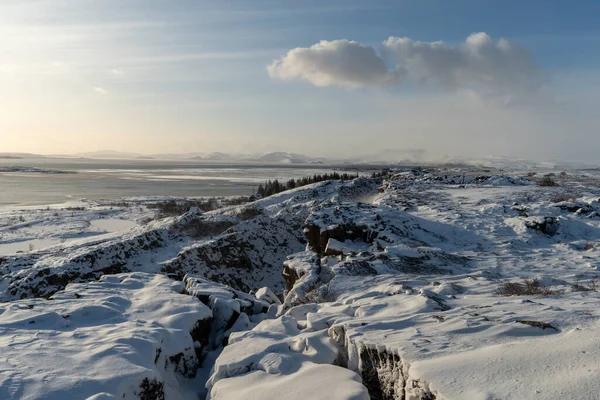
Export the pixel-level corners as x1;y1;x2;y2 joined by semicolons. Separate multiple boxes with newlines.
0;158;350;207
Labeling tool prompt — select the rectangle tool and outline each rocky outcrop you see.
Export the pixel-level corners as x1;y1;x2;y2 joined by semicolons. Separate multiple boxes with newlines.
0;228;168;301
283;251;332;307
303;202;382;254
554;199;600;217
0;273;215;399
162;212;308;293
525;216;559;236
330;325;406;400
184;275;270;348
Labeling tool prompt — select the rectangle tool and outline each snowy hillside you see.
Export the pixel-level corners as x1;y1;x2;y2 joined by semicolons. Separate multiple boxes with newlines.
1;167;600;399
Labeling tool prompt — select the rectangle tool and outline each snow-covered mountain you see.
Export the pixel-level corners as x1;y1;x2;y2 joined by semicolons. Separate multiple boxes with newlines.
252;151;326;164
189;152;236;161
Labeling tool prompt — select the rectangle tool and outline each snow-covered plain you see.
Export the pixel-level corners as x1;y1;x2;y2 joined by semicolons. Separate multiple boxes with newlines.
2;167;600;399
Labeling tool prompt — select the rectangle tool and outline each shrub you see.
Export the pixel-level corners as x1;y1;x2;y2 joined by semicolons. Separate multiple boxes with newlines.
496;279;563;296
550;194;575;203
572;278;600;292
301;285;338;304
539;175;558;187
149;197;250;218
179;219;236;239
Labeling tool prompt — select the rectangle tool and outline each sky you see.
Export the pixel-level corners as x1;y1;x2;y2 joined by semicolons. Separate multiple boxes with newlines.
1;0;600;161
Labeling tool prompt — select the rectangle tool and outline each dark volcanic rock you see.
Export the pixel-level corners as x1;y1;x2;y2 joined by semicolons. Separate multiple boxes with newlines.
525;217;559;236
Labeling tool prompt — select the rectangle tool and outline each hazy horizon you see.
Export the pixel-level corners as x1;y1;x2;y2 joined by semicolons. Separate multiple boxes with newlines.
2;1;599;162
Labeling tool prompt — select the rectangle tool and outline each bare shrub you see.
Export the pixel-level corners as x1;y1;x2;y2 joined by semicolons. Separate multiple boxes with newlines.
140;217;154;225
496;279;564;296
589;279;600;291
516;320;558;331
149;197;251;218
237;207;263;220
550;194;575;203
65;206;86;211
539;175;558;187
302;285;338;304
180;218;236;239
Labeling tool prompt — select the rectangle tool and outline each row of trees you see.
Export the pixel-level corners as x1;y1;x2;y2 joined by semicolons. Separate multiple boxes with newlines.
256;172;359;198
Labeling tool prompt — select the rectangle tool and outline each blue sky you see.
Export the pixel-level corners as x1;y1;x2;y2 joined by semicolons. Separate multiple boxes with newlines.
1;0;599;161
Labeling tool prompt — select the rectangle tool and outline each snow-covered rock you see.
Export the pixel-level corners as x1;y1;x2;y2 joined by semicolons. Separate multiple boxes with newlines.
183;275;270;348
205;169;600;400
0;272;212;399
0;227;169;301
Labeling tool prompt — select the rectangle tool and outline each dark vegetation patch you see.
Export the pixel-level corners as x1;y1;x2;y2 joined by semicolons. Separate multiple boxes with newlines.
64;206;86;211
370;168;393;179
551;194;576;203
571;278;600;292
516;320;559;331
538;174;558;187
137;378;165;400
496;279;564;296
257;172;359;198
179;219;236;239
149;197;251;217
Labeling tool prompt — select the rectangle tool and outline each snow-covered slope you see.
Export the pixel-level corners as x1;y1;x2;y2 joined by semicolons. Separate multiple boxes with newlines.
205;169;600;400
2;167;600;399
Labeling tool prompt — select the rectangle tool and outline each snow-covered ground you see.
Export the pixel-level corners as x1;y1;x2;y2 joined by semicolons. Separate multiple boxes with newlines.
0;200;152;257
2;167;600;399
0;273;211;400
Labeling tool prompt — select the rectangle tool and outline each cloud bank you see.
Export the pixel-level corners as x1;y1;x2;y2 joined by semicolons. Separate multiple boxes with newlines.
268;32;542;99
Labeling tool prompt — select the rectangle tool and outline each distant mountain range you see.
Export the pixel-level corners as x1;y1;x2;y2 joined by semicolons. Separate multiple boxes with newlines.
0;152;47;159
66;149;424;165
70;150;330;164
2;150;599;169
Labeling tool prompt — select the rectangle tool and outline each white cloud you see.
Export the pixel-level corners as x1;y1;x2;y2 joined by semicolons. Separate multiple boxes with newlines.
267;39;404;88
93;86;107;94
268;33;542;99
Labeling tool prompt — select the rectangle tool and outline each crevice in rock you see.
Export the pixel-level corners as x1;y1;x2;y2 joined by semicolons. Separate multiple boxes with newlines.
329;324;437;400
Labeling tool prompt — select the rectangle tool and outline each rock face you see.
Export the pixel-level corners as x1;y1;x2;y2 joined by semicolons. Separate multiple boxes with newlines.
525;216;559;236
0;228;168;301
329;325;406;400
183;275;271;348
283;251;328;307
161;201;311;293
